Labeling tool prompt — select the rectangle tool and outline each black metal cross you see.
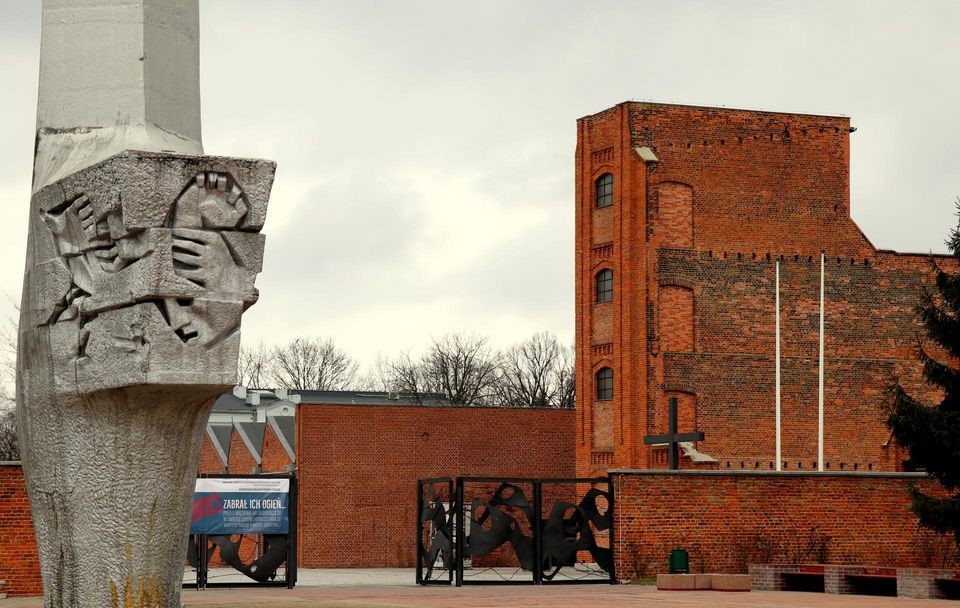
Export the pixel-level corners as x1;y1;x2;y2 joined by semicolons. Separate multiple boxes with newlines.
643;397;705;470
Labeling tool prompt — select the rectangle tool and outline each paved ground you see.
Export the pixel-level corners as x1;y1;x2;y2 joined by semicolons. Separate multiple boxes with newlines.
4;569;958;607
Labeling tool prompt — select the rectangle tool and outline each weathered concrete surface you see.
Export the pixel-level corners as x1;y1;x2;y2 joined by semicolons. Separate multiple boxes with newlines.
711;574;752;591
657;573;698;590
18;151;274;607
20;3;275;605
656;573;751;591
35;0;202;191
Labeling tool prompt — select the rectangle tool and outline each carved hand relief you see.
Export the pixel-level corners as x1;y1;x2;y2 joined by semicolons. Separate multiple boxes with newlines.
22;152;274;395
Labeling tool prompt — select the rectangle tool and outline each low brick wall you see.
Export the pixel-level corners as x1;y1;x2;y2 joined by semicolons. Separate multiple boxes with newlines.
612;470;956;581
749;563;960;599
0;463;41;597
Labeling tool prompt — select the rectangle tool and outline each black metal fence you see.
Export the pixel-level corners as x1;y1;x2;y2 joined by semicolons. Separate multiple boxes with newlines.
417;477;615;586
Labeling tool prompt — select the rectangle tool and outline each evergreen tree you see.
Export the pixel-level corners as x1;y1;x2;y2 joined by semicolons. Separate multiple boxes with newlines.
885;200;960;542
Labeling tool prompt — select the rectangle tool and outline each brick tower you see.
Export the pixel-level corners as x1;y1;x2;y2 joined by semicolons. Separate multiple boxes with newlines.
575;102;950;477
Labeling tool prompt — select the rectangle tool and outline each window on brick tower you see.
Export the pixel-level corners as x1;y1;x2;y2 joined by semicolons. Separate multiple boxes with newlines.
595;173;614;208
596;367;613;400
596;269;613;302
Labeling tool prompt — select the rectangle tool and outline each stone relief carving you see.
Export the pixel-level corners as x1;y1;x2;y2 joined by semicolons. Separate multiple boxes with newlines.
20;151;274;396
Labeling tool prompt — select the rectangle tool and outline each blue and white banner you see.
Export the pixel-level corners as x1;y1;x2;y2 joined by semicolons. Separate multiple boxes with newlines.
190;478;290;535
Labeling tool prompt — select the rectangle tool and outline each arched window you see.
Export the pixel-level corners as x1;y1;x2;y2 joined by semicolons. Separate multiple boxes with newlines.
595;173;614;208
596;269;613;303
596;367;613;400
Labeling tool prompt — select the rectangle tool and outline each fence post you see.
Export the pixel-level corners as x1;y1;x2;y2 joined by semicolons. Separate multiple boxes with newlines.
415;480;424;585
288;475;298;589
455;478;465;587
447;478;455;586
533;481;543;585
200;534;208;590
287;473;300;589
607;477;617;584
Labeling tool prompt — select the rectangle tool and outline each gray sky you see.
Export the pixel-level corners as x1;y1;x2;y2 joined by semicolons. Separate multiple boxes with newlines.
1;1;959;369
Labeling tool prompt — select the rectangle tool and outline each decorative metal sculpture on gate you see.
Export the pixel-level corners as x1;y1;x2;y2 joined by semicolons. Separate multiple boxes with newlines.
417;477;615;586
417;479;456;584
539;487;614;580
187;535;289;583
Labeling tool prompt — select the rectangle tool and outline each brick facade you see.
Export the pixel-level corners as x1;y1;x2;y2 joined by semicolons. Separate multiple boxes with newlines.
197;432;225;474
296;402;575;568
575;102;956;476
0;463;42;597
193;396;575;569
613;470;956;581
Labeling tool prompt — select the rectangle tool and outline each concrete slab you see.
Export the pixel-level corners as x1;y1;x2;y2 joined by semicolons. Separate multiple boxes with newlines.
657;573;697;590
711;574;752;591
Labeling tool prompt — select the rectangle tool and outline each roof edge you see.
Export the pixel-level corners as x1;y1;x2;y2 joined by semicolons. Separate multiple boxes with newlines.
578;100;851;123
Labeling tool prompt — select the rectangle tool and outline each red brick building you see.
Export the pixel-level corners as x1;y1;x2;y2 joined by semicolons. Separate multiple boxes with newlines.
197;390;575;568
575;102;953;477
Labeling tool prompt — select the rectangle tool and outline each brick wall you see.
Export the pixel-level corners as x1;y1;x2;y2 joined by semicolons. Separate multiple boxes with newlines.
575;101;958;475
296;403;575;567
226;427;260;475
261;423;292;474
197;431;225;474
0;463;41;597
612;470;955;581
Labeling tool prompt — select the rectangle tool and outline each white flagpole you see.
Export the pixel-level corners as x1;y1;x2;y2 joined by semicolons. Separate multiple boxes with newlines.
776;260;781;471
818;253;825;472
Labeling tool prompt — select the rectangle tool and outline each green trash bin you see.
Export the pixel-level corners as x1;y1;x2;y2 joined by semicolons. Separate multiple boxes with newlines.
668;548;689;574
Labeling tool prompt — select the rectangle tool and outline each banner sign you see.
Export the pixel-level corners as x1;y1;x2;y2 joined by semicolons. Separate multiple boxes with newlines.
190;478;290;535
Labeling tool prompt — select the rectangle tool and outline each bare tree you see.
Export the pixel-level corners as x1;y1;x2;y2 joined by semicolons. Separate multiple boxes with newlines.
270;337;359;390
496;332;575;408
0;307;16;406
384;333;500;405
237;341;273;388
0;308;19;459
383;350;429;397
353;357;391;392
0;409;19;461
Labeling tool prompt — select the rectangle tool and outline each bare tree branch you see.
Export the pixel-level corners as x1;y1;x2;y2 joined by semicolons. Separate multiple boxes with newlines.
383;333;500;405
353;356;391;392
237;340;273;388
496;332;575;408
0;408;19;461
0;305;20;459
270;337;359;391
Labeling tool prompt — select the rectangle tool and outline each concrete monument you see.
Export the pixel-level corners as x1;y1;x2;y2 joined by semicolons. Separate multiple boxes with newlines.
17;1;274;606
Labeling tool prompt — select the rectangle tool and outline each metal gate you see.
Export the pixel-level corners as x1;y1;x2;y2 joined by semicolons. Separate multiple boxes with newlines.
417;477;615;586
185;473;298;589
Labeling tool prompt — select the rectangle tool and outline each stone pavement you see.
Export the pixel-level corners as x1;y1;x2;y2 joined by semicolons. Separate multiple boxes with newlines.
3;569;958;607
176;585;957;607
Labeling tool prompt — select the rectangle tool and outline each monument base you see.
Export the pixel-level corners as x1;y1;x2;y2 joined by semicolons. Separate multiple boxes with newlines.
19;385;222;608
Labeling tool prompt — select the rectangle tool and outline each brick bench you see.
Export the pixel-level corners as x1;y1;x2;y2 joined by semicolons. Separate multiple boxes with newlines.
750;564;825;593
898;568;960;599
828;566;897;597
935;576;960;600
750;564;960;599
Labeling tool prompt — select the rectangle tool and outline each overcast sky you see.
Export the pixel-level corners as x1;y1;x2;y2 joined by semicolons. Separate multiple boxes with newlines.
1;1;959;371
